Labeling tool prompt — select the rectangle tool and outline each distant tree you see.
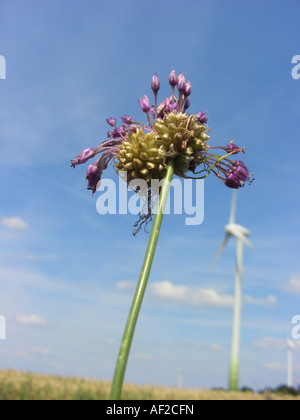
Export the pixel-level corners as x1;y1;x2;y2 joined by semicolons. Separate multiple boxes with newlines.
241;387;254;393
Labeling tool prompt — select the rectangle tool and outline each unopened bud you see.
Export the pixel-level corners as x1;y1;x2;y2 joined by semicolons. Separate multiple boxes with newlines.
169;70;177;86
106;118;117;127
151;73;160;93
177;73;186;92
185;81;192;96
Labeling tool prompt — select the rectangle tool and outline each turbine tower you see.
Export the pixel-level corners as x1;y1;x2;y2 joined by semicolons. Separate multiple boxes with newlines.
286;339;296;388
212;191;254;391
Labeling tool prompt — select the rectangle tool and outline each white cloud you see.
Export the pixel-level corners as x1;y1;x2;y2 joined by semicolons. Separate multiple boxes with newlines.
135;353;152;360
263;363;283;372
149;281;234;308
253;337;285;350
1;217;28;230
244;295;277;307
106;338;117;345
32;347;53;356
16;315;47;327
209;343;222;351
117;281;135;290
253;337;300;351
148;281;278;309
284;276;300;295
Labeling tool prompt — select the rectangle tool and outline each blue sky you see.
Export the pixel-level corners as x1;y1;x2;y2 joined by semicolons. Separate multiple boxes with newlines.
0;0;300;391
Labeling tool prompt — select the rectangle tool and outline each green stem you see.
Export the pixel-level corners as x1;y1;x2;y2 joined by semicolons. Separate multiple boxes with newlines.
110;160;175;400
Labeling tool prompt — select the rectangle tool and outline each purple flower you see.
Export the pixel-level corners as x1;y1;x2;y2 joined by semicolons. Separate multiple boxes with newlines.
108;124;127;139
86;164;101;194
225;160;250;189
169;70;177;86
183;97;190;111
156;96;177;118
151;73;160;93
185;81;192;96
225;142;240;155
139;95;151;113
225;173;241;189
177;73;186;92
71;148;96;167
106;118;117;127
234;160;249;181
195;111;208;124
121;115;134;124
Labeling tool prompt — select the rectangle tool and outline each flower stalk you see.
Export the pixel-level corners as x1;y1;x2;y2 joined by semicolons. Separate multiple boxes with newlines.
110;159;175;400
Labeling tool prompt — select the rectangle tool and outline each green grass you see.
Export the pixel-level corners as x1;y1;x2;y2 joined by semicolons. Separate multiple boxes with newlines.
0;370;299;400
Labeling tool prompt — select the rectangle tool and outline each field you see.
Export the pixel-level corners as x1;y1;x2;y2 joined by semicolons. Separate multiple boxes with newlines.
0;370;299;400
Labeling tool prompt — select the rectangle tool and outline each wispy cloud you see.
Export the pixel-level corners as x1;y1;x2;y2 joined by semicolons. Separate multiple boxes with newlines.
283;275;300;296
149;281;234;308
106;338;117;345
253;337;286;350
244;295;277;307
16;315;47;327
148;281;277;309
135;353;152;360
117;281;135;290
263;363;283;372
252;337;300;350
1;217;28;231
32;347;53;356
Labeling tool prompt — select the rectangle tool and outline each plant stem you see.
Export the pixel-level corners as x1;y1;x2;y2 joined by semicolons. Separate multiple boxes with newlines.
110;160;175;400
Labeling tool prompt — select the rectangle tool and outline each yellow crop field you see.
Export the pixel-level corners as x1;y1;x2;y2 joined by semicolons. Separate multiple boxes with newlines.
0;370;299;400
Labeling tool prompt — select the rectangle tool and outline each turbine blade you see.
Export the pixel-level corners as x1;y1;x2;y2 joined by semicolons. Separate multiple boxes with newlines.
233;230;254;249
210;234;230;268
229;190;237;224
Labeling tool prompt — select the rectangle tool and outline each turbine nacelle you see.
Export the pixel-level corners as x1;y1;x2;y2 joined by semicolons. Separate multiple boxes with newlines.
225;223;254;249
287;339;296;350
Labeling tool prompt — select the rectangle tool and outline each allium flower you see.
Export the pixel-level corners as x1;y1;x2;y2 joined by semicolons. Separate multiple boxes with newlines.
106;118;117;127
138;95;151;113
86;163;101;194
121;115;134;124
195;111;208;124
71;69;252;197
177;73;186;92
71;148;96;167
151;73;160;93
169;70;177;86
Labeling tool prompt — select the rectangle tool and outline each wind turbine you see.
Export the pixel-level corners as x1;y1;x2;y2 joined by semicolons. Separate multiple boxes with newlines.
286;339;296;388
212;190;254;391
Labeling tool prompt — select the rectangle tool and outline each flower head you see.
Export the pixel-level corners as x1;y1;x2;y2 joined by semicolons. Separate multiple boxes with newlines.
71;70;252;197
